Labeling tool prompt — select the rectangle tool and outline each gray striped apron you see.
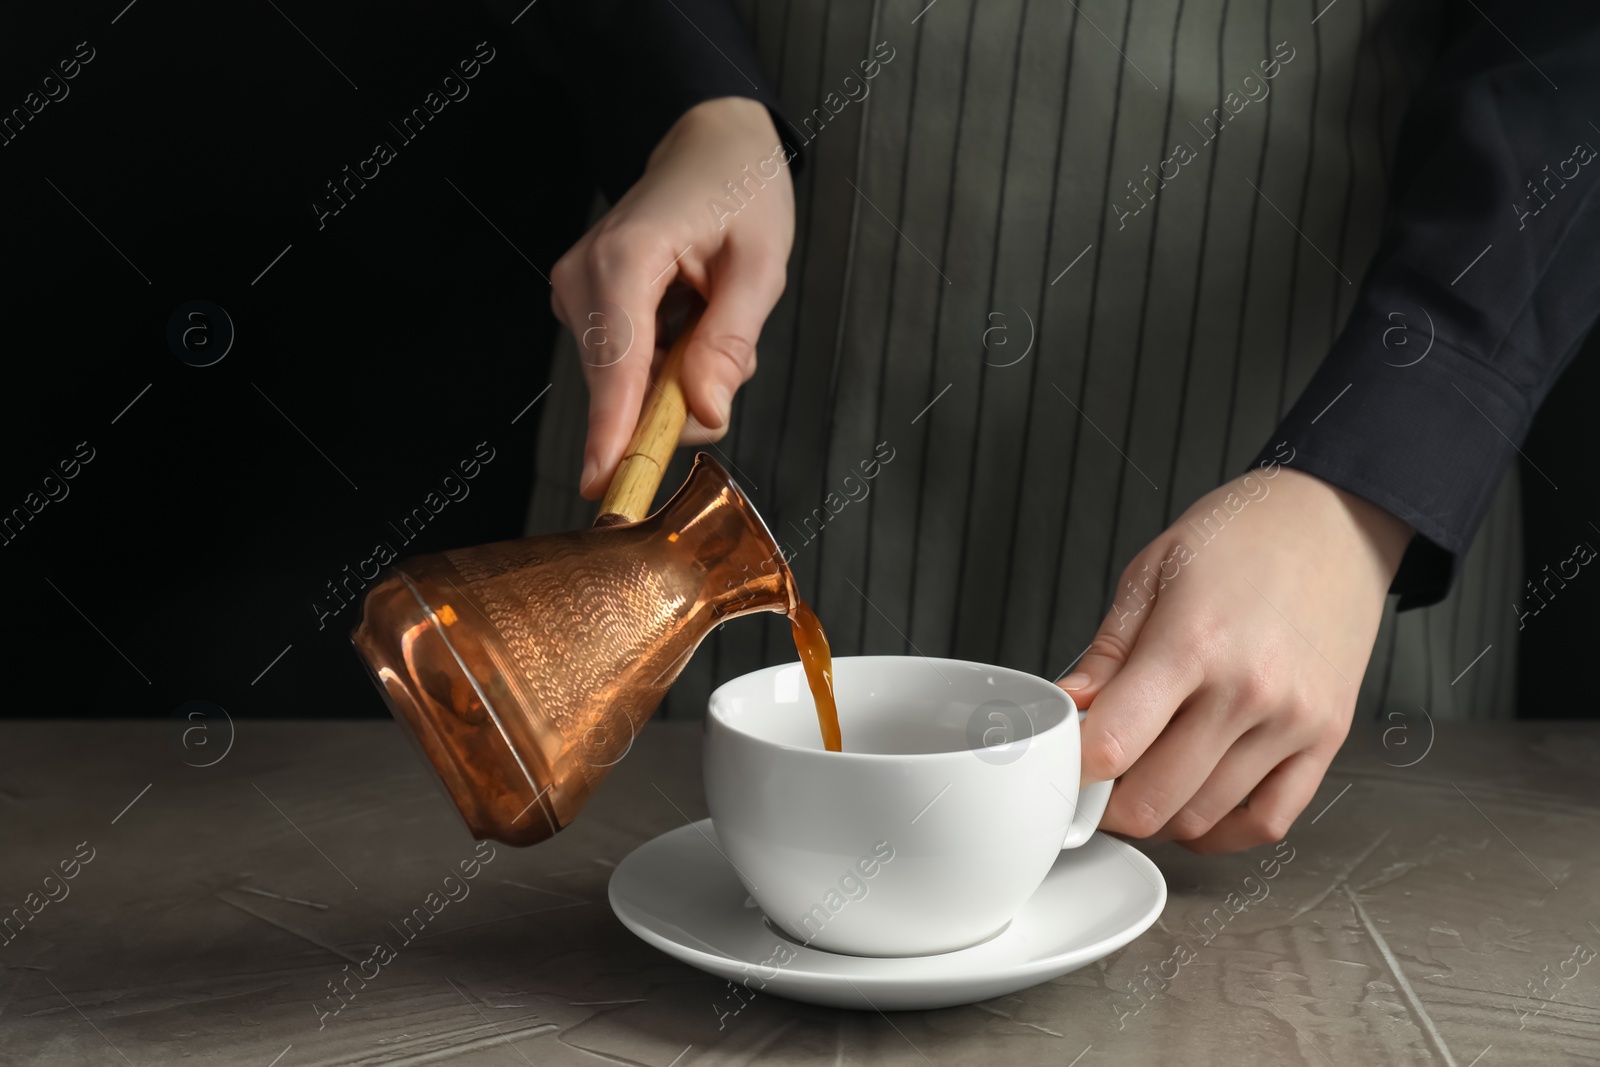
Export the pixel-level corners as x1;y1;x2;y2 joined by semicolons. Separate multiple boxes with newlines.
527;0;1522;725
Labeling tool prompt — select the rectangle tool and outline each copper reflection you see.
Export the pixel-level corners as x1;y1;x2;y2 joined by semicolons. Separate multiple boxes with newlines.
350;454;794;846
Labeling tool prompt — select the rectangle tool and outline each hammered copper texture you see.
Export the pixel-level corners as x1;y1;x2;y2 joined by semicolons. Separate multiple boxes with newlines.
444;531;698;804
352;454;794;846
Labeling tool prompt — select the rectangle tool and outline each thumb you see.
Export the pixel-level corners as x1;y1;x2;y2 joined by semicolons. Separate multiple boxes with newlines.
1057;552;1165;708
678;248;784;444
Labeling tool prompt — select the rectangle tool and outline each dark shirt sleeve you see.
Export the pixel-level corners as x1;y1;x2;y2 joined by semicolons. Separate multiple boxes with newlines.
477;0;799;204
1250;1;1600;610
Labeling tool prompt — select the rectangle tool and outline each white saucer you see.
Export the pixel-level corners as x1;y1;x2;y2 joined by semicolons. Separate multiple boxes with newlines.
608;819;1166;1011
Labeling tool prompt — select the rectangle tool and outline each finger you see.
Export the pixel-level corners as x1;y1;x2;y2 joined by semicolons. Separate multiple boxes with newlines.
550;287;568;330
1075;623;1204;784
1177;748;1331;854
1057;550;1171;705
549;270;572;330
1097;690;1249;839
550;236;593;331
1164;692;1330;842
578;308;653;497
676;243;785;443
1149;725;1293;843
680;409;731;447
576;240;666;497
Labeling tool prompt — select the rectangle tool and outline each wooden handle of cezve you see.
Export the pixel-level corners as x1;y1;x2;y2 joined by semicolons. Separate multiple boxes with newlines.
594;301;705;527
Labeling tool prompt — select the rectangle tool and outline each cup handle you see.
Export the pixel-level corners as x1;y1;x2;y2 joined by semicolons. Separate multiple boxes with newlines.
1063;710;1113;849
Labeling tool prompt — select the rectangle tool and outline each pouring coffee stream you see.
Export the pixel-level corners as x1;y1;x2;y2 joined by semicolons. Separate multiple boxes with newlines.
351;301;841;847
788;599;841;753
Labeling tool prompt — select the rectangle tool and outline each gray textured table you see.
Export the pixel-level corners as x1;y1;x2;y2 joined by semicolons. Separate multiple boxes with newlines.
2;717;1597;1065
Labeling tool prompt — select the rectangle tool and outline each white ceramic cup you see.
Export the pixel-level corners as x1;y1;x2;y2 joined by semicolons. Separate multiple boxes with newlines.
704;655;1113;957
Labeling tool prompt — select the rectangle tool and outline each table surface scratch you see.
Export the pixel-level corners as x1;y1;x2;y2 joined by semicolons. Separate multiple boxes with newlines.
1;718;1597;1065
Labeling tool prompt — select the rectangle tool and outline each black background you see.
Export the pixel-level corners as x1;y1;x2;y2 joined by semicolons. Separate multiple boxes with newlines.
1519;331;1600;720
1;1;586;720
1;1;1590;723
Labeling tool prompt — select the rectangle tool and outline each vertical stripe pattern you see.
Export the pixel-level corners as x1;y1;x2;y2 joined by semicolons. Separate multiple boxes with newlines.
527;0;1522;724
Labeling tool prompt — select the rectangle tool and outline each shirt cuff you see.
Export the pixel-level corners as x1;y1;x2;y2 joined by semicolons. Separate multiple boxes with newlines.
1247;311;1535;610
